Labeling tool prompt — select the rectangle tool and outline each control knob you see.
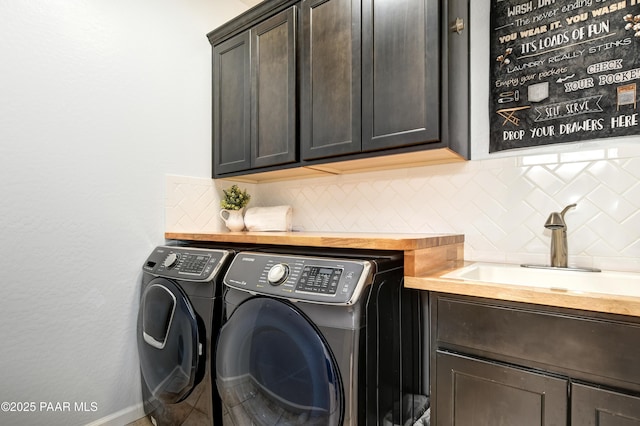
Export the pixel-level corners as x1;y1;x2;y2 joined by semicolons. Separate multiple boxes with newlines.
267;263;289;286
163;253;179;269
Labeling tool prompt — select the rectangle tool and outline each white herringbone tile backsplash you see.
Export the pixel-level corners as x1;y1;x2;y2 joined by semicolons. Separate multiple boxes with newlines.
166;145;640;272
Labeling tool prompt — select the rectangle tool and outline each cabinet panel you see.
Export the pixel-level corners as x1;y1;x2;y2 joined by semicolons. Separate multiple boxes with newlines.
572;383;640;426
213;32;251;175
436;351;567;426
301;0;361;160
435;296;640;393
251;7;297;168
446;0;470;158
362;0;440;151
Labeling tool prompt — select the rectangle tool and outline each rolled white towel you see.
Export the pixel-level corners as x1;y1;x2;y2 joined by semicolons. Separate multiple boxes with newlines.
244;205;293;231
412;407;430;426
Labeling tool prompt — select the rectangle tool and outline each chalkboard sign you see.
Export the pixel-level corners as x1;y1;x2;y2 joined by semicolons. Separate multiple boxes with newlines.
489;0;640;152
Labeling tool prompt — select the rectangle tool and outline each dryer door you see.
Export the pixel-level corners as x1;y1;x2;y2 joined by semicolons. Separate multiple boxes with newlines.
216;297;343;426
137;278;204;404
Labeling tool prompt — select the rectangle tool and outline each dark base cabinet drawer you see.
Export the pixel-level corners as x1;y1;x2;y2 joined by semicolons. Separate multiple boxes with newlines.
436;351;567;426
434;295;640;393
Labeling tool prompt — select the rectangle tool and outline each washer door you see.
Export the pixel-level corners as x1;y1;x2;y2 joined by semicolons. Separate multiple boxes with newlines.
216;297;343;426
137;278;204;404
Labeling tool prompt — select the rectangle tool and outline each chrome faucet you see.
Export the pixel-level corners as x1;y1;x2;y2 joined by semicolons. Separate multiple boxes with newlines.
544;203;576;268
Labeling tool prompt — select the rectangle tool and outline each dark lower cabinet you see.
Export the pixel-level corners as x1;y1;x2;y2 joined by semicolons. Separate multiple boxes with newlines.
436;351;567;426
572;383;640;426
436;351;640;426
431;294;640;426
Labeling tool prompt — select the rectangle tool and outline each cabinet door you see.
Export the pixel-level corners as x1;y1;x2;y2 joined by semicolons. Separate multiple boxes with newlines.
213;32;251;175
572;383;640;426
435;351;567;426
362;0;440;151
250;7;297;168
300;0;361;160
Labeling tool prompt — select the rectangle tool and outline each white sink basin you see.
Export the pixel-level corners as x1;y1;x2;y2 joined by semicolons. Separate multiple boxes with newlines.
441;263;640;298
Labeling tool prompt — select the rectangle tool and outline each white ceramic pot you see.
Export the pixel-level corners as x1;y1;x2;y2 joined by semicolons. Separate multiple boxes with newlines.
219;208;245;232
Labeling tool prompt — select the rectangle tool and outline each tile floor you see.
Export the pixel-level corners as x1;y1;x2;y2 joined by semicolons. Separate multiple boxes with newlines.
125;416;153;426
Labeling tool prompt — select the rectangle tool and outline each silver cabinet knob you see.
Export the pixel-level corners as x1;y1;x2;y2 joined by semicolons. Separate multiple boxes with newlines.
451;17;465;34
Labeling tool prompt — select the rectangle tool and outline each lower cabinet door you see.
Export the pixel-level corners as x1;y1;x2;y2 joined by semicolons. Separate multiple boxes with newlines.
572;382;640;426
435;351;567;426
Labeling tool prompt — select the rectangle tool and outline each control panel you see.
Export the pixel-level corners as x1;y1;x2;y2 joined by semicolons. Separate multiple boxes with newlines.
142;246;231;282
223;252;373;305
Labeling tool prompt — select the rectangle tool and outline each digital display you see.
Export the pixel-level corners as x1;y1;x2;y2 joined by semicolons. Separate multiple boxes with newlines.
295;266;342;295
179;254;211;275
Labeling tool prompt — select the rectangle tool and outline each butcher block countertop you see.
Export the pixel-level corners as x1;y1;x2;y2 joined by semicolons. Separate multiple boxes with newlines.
165;231;465;277
166;231;640;317
405;263;640;318
165;231;462;250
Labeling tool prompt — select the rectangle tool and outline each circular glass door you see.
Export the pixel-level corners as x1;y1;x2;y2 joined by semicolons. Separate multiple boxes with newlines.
137;278;203;404
216;297;343;425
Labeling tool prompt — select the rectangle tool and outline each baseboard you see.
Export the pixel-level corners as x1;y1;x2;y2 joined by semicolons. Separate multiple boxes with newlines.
84;402;145;426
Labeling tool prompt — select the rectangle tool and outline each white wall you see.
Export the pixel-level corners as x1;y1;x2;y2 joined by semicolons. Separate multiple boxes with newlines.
0;1;247;425
167;1;640;274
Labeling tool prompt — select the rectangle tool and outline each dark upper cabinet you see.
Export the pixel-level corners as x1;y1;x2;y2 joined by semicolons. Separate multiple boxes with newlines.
362;0;440;152
251;8;297;168
301;0;441;161
209;0;468;179
212;32;251;175
300;0;361;160
212;6;297;176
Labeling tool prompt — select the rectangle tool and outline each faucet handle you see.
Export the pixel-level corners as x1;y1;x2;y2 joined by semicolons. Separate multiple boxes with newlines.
560;203;577;217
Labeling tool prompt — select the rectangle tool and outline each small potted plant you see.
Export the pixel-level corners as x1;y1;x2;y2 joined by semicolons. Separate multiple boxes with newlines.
219;185;251;231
